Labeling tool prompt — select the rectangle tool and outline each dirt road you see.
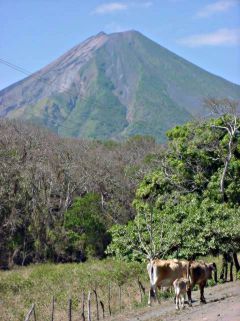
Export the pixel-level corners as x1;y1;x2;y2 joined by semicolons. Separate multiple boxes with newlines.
112;281;240;321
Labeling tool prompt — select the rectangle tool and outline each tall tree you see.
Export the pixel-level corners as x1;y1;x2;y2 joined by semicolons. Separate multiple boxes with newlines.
107;106;240;263
206;98;240;276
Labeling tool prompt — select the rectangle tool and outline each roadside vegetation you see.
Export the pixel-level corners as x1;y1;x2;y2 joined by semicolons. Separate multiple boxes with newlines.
0;98;240;320
0;255;231;321
0;259;146;321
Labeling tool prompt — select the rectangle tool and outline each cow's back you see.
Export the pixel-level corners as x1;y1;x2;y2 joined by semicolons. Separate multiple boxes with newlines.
151;259;188;287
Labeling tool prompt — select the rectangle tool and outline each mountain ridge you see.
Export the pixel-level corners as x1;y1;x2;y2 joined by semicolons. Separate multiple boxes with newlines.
1;30;240;142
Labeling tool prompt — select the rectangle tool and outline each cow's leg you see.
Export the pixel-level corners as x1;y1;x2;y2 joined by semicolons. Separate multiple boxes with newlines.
200;282;206;303
148;287;155;306
148;286;155;306
177;295;180;310
148;288;151;306
148;285;159;306
154;286;160;303
175;293;180;310
187;287;192;306
173;284;176;303
181;294;185;309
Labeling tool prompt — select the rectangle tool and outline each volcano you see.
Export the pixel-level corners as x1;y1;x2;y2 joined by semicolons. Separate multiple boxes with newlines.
1;30;239;142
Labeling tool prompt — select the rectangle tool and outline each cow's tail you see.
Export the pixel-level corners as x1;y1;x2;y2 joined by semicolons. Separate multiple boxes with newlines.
186;260;192;306
147;259;158;299
187;260;192;283
147;260;157;287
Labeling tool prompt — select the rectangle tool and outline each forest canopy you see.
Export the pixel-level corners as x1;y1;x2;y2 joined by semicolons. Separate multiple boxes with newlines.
0;119;159;267
1;98;240;268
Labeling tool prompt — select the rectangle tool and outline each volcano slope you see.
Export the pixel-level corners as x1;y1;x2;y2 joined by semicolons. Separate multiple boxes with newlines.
1;30;240;142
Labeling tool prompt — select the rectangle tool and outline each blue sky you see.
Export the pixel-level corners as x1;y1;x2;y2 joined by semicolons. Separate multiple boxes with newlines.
0;0;240;90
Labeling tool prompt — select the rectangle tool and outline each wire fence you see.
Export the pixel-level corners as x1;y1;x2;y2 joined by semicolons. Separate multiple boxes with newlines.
24;279;146;321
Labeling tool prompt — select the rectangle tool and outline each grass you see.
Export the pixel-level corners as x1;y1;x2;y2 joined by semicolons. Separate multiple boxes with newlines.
0;259;147;321
0;255;237;321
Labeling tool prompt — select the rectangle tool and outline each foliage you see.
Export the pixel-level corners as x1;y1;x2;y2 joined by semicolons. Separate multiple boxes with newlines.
106;222;141;261
64;193;109;259
0;120;159;267
107;106;240;260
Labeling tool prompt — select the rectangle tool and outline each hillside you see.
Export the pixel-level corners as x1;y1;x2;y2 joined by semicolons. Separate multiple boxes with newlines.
0;30;240;142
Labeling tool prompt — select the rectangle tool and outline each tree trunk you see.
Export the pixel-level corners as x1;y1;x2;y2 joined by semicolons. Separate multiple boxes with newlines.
220;254;227;282
230;260;233;282
233;252;240;272
224;259;228;281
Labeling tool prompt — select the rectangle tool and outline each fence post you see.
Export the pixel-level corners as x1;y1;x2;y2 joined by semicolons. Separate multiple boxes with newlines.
119;285;122;313
108;283;111;316
100;301;105;319
51;296;55;321
81;291;85;321
33;305;37;321
137;277;146;303
68;298;72;321
93;289;99;321
24;303;35;321
87;291;91;321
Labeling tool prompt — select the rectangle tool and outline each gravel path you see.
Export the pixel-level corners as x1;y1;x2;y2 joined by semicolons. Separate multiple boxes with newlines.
111;281;240;321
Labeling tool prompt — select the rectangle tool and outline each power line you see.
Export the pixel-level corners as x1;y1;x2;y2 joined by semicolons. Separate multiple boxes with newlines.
0;58;79;131
0;57;89;101
0;58;109;132
0;58;32;75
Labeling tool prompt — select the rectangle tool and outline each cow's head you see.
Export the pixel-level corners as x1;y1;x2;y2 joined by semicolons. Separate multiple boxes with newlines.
208;262;217;283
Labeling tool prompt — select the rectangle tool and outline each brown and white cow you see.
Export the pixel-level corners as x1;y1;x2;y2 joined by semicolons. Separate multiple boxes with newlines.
187;261;217;304
173;277;190;310
147;259;189;306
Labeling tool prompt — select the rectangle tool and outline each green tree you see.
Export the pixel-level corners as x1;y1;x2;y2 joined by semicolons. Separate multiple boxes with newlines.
64;193;109;260
107;104;240;262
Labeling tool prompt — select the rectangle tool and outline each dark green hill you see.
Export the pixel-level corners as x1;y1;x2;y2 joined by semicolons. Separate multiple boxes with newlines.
1;30;239;142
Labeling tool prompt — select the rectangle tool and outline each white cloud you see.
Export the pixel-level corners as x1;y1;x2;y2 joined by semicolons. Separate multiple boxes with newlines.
178;28;240;47
92;1;152;15
197;0;238;18
93;2;128;15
